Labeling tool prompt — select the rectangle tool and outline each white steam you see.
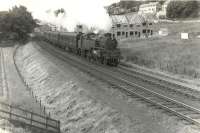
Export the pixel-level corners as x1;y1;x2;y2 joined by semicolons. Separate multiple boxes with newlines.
29;0;119;31
0;0;119;31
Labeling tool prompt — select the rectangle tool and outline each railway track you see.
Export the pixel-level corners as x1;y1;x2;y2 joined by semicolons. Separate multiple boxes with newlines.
116;65;200;100
38;42;200;128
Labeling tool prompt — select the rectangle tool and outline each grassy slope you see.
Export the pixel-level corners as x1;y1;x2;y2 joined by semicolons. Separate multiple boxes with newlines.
120;22;200;79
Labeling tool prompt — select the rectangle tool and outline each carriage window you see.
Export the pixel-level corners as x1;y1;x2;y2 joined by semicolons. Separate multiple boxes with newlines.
130;31;134;36
117;32;121;36
113;34;115;38
135;31;138;35
122;32;125;35
142;22;146;26
116;24;121;28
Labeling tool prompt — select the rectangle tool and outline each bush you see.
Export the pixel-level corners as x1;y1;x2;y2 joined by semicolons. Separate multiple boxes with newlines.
0;5;36;42
167;0;199;19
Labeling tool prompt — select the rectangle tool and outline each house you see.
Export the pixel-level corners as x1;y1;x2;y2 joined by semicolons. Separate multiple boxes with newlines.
157;0;172;18
110;13;155;40
139;2;162;15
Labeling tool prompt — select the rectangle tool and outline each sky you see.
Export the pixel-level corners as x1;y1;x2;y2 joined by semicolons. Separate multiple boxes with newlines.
0;0;119;31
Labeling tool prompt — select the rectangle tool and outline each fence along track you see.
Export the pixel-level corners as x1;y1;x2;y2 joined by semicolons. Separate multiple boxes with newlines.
39;42;200;128
0;46;60;133
0;102;60;133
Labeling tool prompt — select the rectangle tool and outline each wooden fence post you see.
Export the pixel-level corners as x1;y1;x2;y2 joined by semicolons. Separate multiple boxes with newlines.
44;106;46;114
35;96;37;103
40;100;41;108
45;117;48;129
58;121;60;133
30;112;33;125
9;105;12;120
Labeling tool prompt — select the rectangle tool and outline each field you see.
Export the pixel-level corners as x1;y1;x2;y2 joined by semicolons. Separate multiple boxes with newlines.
120;22;200;79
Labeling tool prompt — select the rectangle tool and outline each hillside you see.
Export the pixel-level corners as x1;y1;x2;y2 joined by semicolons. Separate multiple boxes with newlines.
119;22;200;79
106;0;166;15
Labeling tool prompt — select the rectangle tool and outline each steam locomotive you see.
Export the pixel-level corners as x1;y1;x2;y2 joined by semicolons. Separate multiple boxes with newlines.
40;31;121;66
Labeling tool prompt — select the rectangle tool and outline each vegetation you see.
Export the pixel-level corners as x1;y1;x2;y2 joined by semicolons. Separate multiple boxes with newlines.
117;1;142;10
54;8;66;17
167;0;199;19
107;0;166;15
0;5;36;42
107;1;142;15
120;22;200;79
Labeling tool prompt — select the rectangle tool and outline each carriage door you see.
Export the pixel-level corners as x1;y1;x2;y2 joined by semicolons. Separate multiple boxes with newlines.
126;32;128;38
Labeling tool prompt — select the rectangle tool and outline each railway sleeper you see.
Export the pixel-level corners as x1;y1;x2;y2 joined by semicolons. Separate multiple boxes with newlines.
162;103;177;107
186;114;200;119
174;108;190;112
163;104;181;108
147;96;165;101
181;111;200;115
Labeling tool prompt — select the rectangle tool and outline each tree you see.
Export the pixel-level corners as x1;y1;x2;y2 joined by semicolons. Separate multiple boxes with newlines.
54;8;66;17
167;0;199;19
0;11;8;31
0;5;36;41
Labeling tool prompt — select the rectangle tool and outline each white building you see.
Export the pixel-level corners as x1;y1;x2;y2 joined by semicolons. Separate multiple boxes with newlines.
139;2;161;15
157;0;172;18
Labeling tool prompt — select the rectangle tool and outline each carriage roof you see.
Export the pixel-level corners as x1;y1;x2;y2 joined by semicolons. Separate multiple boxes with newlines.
59;32;77;37
45;31;77;37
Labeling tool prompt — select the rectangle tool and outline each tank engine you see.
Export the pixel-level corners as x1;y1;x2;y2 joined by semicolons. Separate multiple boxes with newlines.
42;31;121;66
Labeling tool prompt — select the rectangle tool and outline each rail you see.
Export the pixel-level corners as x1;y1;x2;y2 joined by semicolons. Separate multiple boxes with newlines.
39;41;200;128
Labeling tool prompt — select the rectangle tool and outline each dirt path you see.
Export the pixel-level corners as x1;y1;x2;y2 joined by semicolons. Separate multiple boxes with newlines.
0;46;41;133
2;46;43;114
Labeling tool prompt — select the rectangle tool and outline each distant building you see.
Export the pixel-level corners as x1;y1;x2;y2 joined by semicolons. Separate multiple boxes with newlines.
50;24;57;31
35;22;68;32
139;2;161;15
57;25;68;32
34;24;51;32
157;0;172;18
110;13;155;40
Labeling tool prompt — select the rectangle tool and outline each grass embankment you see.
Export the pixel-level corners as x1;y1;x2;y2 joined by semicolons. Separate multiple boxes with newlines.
120;22;200;79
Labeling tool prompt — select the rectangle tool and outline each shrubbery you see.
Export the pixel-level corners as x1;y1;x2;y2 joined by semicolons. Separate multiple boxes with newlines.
167;0;199;18
0;5;36;42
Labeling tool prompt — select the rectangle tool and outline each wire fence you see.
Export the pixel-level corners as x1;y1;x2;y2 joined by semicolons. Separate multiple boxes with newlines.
0;102;60;133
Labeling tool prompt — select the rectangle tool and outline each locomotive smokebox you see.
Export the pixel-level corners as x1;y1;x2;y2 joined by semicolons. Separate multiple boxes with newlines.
76;25;83;33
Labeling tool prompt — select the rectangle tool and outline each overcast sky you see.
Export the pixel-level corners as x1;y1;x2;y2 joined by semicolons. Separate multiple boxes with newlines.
0;0;119;31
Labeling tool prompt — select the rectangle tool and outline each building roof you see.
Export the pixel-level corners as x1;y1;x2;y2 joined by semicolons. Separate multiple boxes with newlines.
142;13;157;22
110;13;156;24
59;32;77;36
110;15;128;24
126;13;146;24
